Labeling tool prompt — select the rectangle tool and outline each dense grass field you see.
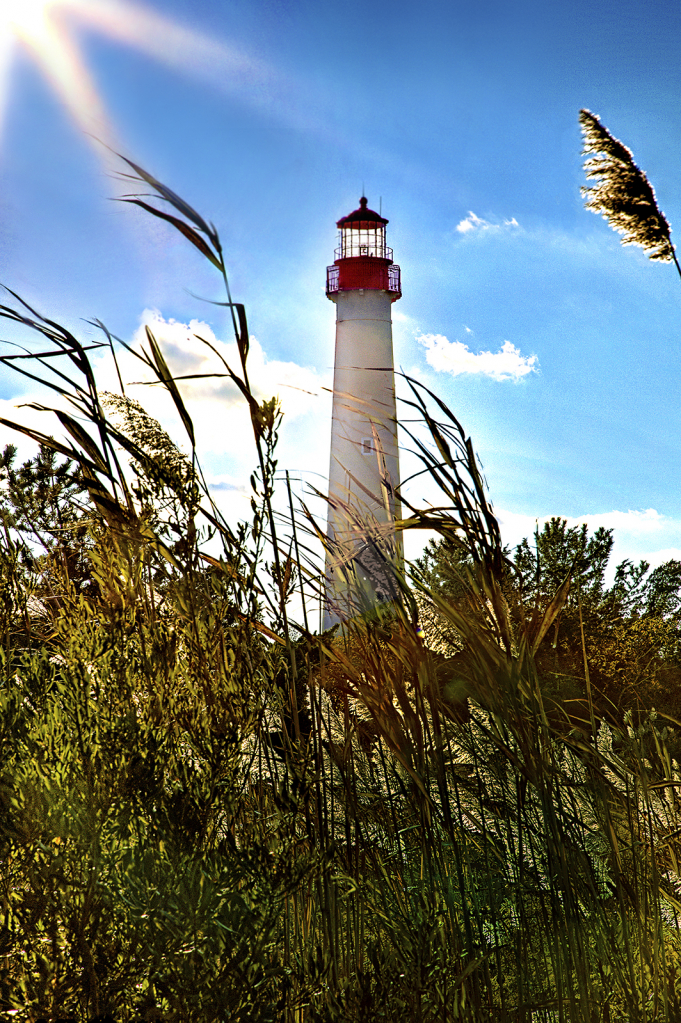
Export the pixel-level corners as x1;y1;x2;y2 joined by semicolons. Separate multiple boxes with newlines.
2;161;681;1022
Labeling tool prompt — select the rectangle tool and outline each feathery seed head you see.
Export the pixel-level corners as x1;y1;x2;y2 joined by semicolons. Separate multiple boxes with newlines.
99;391;196;502
579;108;675;262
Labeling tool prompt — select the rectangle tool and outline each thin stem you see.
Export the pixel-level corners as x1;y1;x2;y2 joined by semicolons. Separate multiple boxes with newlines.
671;246;681;283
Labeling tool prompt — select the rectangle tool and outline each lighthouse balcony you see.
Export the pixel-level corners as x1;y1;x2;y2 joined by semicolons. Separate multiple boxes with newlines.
326;260;401;298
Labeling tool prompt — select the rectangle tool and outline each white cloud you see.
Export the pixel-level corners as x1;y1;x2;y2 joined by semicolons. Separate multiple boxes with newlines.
204;473;253;526
565;508;666;537
0;311;332;520
643;548;681;570
495;507;681;580
130;310;324;414
417;334;538;382
456;211;490;234
0;397;70;461
496;508;668;546
104;310;330;459
123;312;334;532
455;211;519;234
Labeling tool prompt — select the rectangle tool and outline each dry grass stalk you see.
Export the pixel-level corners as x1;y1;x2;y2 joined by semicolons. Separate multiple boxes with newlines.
579;108;681;278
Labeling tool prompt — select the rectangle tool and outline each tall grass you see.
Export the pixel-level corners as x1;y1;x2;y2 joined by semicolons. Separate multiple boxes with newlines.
1;160;681;1022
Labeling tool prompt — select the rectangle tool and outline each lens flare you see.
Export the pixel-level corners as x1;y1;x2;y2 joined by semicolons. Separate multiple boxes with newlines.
0;0;273;166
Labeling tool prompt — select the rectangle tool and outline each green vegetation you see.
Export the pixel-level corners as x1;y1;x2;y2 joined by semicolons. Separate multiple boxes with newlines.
2;156;681;1022
419;518;681;726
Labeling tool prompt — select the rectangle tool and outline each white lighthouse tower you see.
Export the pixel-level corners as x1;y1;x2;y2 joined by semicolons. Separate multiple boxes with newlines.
323;197;403;629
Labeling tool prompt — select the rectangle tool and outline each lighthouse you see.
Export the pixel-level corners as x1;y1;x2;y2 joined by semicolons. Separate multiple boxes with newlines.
323;197;403;629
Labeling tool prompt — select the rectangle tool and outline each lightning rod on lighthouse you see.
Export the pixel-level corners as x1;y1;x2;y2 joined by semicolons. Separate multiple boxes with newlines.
323;196;403;629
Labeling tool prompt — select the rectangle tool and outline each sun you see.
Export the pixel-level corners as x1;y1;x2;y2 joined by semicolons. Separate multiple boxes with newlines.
0;0;261;168
3;0;58;37
0;0;116;154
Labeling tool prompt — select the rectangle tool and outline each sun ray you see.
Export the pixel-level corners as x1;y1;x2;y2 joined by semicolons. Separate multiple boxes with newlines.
21;12;117;148
66;0;333;144
0;0;121;168
0;30;15;146
0;0;286;169
66;0;270;98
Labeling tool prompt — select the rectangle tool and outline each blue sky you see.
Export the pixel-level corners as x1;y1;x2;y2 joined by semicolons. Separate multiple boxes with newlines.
0;0;680;575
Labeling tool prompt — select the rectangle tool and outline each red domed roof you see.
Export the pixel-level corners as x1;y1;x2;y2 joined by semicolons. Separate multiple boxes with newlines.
337;196;388;227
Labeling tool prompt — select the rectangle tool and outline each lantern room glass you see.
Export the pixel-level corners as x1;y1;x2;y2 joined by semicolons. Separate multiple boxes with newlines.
335;223;393;261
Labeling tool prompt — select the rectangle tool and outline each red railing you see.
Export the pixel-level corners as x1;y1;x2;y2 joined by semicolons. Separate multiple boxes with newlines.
326;262;401;297
387;264;401;294
326;264;340;293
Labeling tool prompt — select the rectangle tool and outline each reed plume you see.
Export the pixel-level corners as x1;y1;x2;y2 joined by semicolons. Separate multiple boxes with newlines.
579;108;681;278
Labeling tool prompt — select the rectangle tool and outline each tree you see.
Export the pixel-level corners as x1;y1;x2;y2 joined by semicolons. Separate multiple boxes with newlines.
514;516;613;611
515;519;681;715
0;442;96;599
422;516;681;719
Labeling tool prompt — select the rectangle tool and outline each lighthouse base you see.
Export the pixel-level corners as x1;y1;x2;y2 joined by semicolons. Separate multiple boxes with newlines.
323;515;403;631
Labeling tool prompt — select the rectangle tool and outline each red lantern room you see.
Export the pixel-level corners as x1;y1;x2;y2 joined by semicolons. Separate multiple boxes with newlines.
326;197;401;300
